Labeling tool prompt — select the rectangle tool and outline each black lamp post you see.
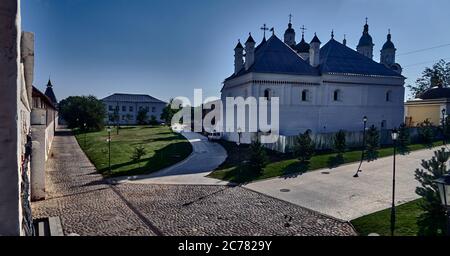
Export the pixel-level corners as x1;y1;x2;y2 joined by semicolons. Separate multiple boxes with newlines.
442;108;447;145
390;128;399;236
434;174;450;235
83;123;87;148
237;127;242;174
107;127;112;174
354;116;368;178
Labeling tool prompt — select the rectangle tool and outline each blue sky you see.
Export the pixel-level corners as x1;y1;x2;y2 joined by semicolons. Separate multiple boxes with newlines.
23;0;450;102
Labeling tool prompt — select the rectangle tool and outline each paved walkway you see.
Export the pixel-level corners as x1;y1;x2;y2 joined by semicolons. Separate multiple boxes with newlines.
32;128;356;236
114;131;229;185
245;146;443;221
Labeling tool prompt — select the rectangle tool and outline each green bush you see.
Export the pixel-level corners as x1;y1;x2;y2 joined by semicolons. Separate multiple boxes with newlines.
415;148;449;236
333;130;347;156
365;125;380;161
248;140;267;175
418;119;435;147
293;130;315;162
398;123;410;154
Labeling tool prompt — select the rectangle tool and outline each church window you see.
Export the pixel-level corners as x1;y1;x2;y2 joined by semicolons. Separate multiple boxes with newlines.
386;91;392;102
109;105;113;111
152;107;156;113
333;90;342;101
301;90;310;102
129;106;133;112
122;106;126;112
264;89;271;100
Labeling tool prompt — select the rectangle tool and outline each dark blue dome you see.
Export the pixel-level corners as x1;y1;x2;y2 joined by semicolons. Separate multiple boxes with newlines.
296;37;310;53
358;34;373;47
382;34;395;50
285;23;295;34
357;23;374;47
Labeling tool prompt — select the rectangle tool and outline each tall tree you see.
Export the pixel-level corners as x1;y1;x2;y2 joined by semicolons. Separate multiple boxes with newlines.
407;59;450;98
136;108;149;125
333;130;347;157
415;148;449;236
248;140;267;175
160;99;177;126
398;123;410;155
293;130;315;163
365;125;380;161
59;95;107;131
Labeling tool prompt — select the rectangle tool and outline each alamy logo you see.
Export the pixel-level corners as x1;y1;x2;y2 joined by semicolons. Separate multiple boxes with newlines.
170;89;280;143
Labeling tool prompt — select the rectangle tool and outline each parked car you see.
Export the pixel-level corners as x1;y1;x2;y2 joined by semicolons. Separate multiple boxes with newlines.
208;132;222;141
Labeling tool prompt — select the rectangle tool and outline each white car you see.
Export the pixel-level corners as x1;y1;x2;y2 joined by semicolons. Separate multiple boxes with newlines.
207;132;222;141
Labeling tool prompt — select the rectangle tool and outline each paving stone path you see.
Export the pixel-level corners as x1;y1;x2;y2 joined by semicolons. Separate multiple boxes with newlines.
32;129;356;236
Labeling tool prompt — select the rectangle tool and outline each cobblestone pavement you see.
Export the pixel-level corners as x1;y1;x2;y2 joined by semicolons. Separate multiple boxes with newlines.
32;129;356;236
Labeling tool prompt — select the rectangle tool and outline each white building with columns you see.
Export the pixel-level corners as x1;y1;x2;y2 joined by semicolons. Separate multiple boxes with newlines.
220;19;405;149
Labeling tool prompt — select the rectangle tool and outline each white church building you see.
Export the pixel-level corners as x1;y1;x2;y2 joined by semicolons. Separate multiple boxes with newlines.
220;19;405;150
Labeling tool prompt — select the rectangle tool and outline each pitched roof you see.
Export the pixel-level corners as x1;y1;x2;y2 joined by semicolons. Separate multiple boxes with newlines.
418;87;450;100
319;39;404;78
101;93;166;104
225;35;318;81
33;86;57;110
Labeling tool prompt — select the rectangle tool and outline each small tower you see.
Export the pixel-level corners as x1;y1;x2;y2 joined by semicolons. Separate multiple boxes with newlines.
245;33;256;70
380;30;396;66
284;14;296;47
357;19;374;59
44;78;58;106
234;40;244;74
309;33;321;67
296;26;310;60
343;34;347;46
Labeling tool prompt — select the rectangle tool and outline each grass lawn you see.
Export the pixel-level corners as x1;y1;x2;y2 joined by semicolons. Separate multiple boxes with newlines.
75;126;192;177
208;140;443;183
351;199;424;236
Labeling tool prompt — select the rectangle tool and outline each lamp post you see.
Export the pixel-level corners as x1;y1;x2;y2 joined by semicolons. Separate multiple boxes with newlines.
107;127;112;175
434;174;450;235
390;128;399;236
354;116;368;178
442;108;447;145
83;123;87;148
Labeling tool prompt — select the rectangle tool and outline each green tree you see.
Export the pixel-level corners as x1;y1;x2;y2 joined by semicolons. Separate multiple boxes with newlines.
59;95;107;131
333;130;347;157
130;145;147;167
407;59;450;98
365;125;380;161
248;140;267;175
418;119;435;147
149;115;158;126
442;116;450;144
398;123;410;155
293;130;315;162
136;108;149;125
415;148;449;236
160;99;177;125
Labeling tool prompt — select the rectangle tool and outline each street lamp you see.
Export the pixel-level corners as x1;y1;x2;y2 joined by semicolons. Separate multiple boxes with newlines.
390;128;399;236
107;126;112;175
434;174;450;235
237;127;242;146
354;116;368;178
83;123;87;148
442;108;447;145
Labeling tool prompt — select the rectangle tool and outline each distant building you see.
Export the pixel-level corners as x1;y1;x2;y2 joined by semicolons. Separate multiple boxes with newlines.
221;18;405;151
101;93;167;125
405;86;450;126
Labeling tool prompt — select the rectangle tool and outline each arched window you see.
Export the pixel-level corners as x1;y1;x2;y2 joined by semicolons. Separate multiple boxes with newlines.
301;90;310;102
264;89;271;100
386;91;392;102
333;89;342;101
